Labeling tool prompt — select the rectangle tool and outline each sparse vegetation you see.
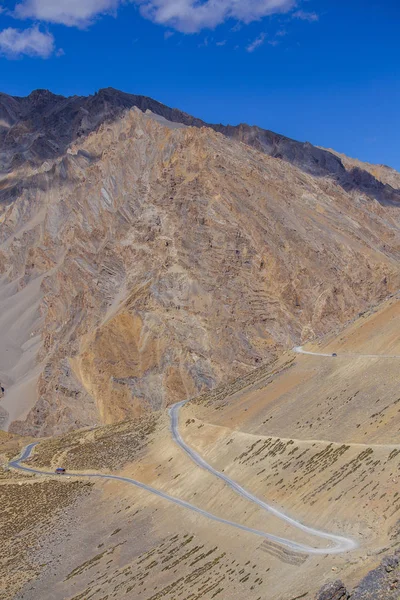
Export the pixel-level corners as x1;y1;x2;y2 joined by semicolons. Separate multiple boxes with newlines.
29;414;158;471
0;478;93;599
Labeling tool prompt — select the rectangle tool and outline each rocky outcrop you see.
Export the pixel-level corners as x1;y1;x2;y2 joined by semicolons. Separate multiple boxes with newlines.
316;580;349;600
316;552;400;600
350;553;400;600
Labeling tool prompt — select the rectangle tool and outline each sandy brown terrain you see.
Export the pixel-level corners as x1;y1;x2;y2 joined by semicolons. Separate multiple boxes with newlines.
202;293;400;445
1;293;399;599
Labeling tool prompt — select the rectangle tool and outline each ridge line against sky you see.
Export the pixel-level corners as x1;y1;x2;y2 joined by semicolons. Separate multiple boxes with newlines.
0;0;399;170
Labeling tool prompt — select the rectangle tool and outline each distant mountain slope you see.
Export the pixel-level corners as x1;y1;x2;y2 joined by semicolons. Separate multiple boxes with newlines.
324;146;400;190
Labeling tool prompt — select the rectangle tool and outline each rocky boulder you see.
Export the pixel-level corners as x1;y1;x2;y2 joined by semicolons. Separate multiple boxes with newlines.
316;580;349;600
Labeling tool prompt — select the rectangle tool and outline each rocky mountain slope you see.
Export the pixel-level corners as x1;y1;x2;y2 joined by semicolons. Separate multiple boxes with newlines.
0;88;205;175
0;89;400;436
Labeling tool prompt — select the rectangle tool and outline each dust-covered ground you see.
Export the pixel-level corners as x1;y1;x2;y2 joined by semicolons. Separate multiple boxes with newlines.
3;296;400;599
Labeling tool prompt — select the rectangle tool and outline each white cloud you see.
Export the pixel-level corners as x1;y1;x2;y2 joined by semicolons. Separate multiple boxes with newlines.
246;31;266;52
0;25;55;58
136;0;296;34
14;0;122;27
11;0;316;37
292;9;318;21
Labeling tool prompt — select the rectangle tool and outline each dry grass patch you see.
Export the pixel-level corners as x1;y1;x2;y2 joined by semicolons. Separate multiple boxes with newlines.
0;479;93;599
30;413;158;471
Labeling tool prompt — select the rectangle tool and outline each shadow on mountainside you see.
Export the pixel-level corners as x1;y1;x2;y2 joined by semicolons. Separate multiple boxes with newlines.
214;122;400;207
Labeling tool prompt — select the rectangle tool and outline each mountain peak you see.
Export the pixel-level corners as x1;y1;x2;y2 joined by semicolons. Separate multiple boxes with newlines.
27;88;61;102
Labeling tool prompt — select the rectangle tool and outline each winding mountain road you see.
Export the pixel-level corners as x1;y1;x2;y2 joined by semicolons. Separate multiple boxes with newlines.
10;440;353;554
9;345;363;555
169;400;356;553
294;346;400;359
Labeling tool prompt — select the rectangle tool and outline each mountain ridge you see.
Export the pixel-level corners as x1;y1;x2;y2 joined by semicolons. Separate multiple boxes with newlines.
1;87;399;204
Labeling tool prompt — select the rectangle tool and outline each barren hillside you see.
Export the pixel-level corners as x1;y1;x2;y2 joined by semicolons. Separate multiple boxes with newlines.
0;91;400;436
3;295;400;600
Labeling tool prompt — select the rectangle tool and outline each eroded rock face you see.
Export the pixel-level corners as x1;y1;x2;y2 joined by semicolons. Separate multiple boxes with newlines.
1;103;400;436
350;554;400;600
316;580;349;600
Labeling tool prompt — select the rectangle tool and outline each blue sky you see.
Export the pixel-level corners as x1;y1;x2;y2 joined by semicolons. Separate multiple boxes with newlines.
0;0;399;170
